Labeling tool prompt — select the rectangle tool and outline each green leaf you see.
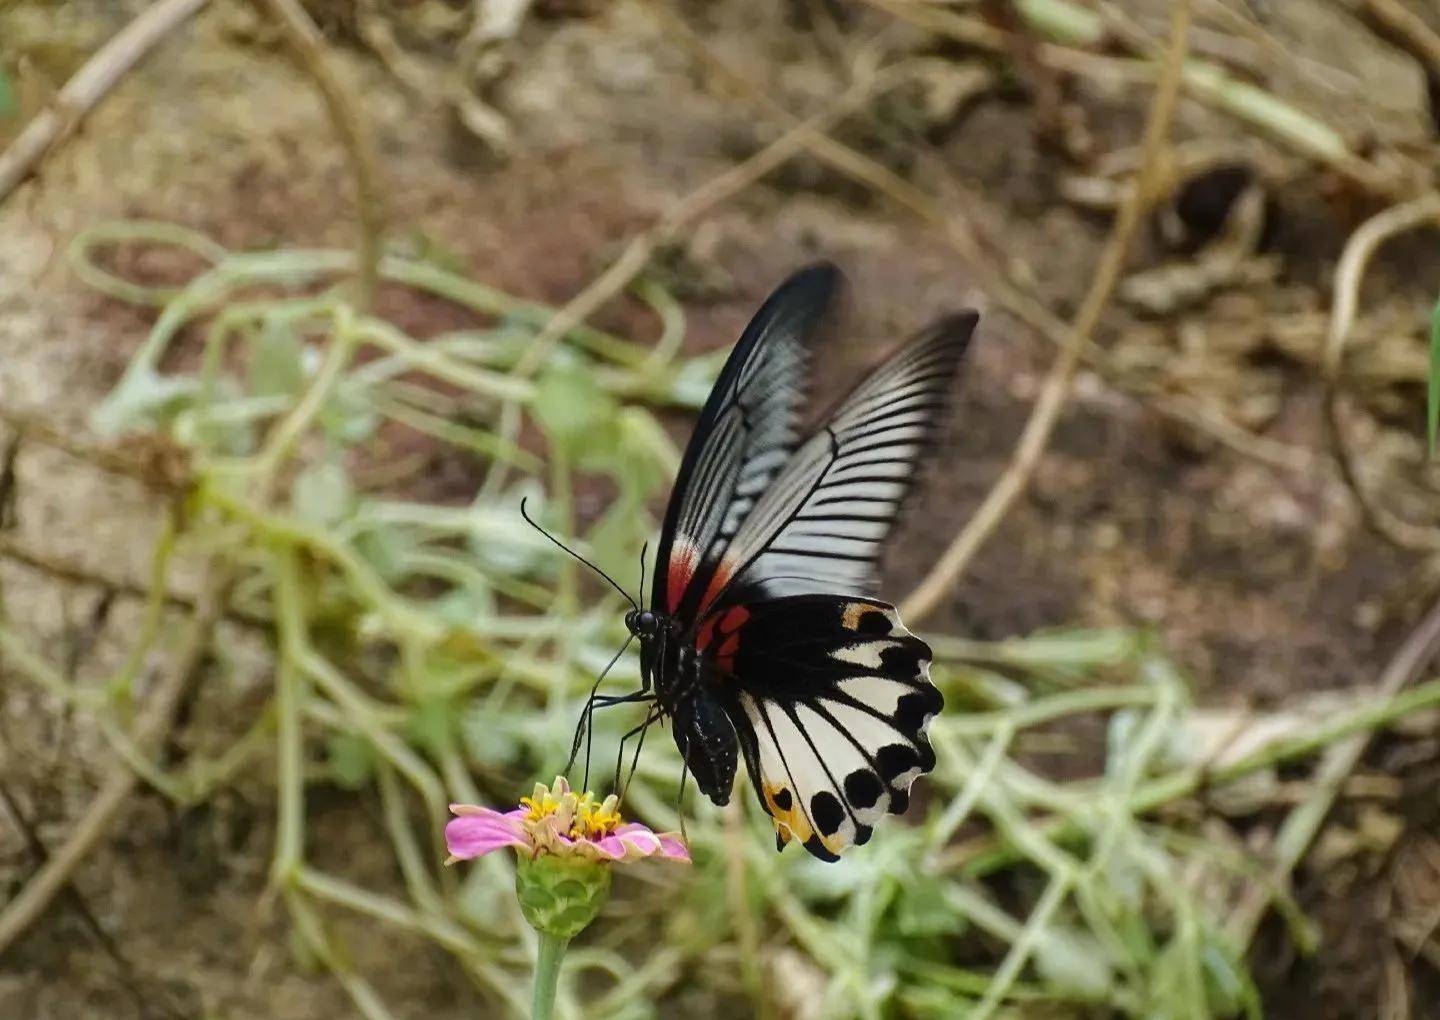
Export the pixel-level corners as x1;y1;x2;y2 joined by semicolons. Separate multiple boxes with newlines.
249;318;305;397
353;522;414;583
432;580;497;631
1001;628;1142;673
611;408;670;498
319;380;379;444
325;732;375;790
460;703;527;768
533;359;616;455
583;496;647;586
468;482;551;575
1033;926;1114;998
292;461;354;526
1428;296;1440;457
891;875;969;938
91;370;202;436
667;349;728;409
406;698;456;759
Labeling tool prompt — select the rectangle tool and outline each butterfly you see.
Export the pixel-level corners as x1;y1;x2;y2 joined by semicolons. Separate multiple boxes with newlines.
559;263;977;860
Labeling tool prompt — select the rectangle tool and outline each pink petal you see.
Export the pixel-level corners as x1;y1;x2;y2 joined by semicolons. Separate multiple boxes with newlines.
591;834;634;860
614;822;655;839
445;813;528;860
656;834;691;862
450;804;526;821
615;827;662;856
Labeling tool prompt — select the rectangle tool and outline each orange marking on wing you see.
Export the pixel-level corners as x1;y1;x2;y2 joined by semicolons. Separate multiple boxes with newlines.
697;556;738;615
763;783;812;844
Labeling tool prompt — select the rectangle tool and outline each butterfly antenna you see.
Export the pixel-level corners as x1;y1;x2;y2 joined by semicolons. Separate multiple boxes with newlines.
637;541;649;608
520;497;638;610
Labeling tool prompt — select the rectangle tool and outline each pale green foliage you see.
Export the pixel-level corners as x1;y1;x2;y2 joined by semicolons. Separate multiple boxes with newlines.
72;221;1384;1020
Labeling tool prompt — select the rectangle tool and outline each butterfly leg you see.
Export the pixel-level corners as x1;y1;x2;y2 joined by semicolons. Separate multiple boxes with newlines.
676;757;690;845
562;634;640;783
576;690;653;791
614;705;662;801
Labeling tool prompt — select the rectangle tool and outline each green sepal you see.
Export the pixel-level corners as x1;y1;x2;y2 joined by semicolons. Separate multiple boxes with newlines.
515;852;612;939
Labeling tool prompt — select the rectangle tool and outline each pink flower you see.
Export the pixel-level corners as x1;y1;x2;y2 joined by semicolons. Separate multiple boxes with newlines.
445;777;690;865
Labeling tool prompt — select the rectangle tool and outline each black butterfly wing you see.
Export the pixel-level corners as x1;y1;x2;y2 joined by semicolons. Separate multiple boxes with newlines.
701;311;978;612
653;263;840;621
697;595;941;861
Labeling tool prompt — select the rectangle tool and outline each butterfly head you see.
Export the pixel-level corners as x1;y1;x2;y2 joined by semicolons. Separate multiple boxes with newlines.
625;608;661;640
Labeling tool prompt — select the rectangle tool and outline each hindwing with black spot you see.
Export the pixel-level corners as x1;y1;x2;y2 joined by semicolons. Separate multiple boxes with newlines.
698;595;942;860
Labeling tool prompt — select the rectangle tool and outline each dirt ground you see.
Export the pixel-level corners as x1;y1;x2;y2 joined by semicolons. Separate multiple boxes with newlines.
3;0;1440;1017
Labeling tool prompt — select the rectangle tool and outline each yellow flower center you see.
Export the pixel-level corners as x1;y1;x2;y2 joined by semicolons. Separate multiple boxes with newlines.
573;800;621;839
520;794;562;823
519;781;623;841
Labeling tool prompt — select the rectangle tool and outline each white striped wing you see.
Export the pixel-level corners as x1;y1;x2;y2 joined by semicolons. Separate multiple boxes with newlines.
710;312;977;606
654;264;839;616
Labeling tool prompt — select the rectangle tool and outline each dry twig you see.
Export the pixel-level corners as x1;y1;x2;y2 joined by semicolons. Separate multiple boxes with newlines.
0;563;232;955
1352;0;1440;76
658;1;1317;484
1228;591;1440;946
0;405;190;492
0;0;211;204
865;0;1405;197
256;0;386;310
900;0;1195;623
512;57;900;379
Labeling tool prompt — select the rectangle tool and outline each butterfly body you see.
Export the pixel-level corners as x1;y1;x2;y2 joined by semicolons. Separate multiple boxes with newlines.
628;607;740;803
618;263;978;860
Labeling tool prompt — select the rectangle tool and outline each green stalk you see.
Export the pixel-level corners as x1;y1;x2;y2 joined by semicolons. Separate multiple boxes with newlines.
531;932;570;1020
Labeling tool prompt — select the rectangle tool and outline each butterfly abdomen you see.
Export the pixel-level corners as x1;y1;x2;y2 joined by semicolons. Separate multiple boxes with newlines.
646;620;742;805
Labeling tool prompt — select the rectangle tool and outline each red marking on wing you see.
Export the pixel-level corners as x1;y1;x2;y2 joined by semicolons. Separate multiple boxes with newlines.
695;615;720;652
666;542;699;614
720;606;751;631
701;605;751;673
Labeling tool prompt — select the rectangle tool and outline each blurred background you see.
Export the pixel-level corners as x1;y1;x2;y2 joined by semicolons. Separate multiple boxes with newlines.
2;0;1440;1017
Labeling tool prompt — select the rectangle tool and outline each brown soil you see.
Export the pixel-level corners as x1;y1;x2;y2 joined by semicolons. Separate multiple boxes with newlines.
3;0;1440;1017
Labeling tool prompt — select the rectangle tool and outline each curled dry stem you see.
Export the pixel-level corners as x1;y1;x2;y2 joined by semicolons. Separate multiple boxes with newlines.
1323;191;1440;552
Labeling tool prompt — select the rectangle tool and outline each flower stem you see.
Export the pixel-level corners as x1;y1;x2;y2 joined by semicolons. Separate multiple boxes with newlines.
531;932;569;1020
